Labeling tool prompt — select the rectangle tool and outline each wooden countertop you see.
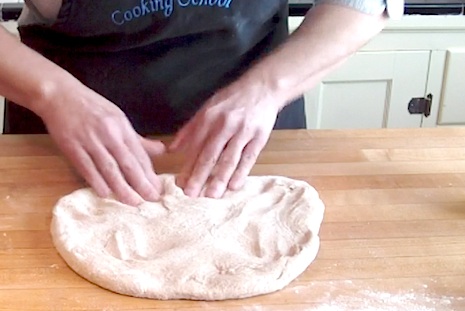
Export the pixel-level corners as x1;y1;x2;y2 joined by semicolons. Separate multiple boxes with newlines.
1;128;464;311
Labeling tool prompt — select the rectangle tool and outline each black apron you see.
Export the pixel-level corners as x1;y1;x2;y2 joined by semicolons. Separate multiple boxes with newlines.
4;0;306;135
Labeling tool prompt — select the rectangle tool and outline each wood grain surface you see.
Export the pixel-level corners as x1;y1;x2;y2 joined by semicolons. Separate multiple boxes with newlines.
0;128;464;311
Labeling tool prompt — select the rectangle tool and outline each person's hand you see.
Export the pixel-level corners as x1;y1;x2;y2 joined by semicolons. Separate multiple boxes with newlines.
39;85;165;206
170;84;281;199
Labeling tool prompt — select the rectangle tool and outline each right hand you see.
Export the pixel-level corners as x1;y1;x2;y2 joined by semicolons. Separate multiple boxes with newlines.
39;85;165;206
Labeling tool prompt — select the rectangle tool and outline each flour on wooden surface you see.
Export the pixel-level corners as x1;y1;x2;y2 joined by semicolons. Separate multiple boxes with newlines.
286;280;464;311
309;289;458;311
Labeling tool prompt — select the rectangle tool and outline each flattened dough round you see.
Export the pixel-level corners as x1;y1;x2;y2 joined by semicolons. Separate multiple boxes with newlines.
51;175;325;300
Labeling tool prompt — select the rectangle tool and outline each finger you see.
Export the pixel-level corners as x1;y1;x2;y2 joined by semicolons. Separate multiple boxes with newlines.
138;136;166;194
107;139;161;202
86;142;144;206
140;137;166;157
64;144;111;198
204;135;249;199
169;119;195;152
228;135;267;191
176;122;207;190
123;136;163;197
183;130;235;198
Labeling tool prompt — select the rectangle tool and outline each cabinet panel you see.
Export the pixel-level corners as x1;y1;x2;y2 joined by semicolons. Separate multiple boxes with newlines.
438;49;465;125
387;51;431;128
310;81;390;129
422;51;446;128
305;51;430;129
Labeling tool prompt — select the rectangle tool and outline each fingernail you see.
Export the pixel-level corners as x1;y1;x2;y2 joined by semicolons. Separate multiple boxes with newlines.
206;188;221;199
206;184;225;199
228;180;242;191
146;191;160;202
126;197;144;207
97;189;111;200
150;177;164;197
184;186;199;198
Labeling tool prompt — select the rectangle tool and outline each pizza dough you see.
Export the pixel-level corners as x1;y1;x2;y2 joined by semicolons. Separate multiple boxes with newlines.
51;174;325;300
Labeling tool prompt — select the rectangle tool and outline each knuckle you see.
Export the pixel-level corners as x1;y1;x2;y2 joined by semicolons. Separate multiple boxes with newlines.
99;117;117;133
100;162;121;185
203;107;218;122
242;150;258;162
219;155;236;167
119;158;135;174
205;107;237;129
213;172;230;184
197;154;218;167
97;116;126;139
101;160;118;175
234;166;248;177
220;113;234;127
239;118;255;132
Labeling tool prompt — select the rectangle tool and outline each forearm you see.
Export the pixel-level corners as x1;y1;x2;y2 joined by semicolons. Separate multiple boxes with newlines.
0;26;80;118
239;3;387;108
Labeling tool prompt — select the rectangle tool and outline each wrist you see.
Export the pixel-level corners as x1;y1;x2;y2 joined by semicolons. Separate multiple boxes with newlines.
29;74;81;119
236;68;292;111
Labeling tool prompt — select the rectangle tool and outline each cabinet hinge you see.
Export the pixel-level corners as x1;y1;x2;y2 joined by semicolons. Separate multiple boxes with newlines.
408;94;433;117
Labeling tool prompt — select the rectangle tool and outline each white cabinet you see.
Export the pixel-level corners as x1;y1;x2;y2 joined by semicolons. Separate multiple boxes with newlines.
290;16;465;129
305;51;430;129
437;48;465;125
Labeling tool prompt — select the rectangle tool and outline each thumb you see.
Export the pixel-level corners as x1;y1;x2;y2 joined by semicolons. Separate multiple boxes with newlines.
140;137;167;157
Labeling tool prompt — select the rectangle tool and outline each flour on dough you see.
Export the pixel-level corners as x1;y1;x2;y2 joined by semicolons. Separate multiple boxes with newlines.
51;174;325;300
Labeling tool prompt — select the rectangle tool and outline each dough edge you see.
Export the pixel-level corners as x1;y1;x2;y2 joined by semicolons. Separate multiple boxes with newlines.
50;174;325;300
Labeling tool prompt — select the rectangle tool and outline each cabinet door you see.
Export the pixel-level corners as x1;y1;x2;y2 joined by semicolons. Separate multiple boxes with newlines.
437;48;465;126
305;51;431;129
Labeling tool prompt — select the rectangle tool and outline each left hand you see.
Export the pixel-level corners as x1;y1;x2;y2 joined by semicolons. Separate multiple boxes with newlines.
170;84;281;198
